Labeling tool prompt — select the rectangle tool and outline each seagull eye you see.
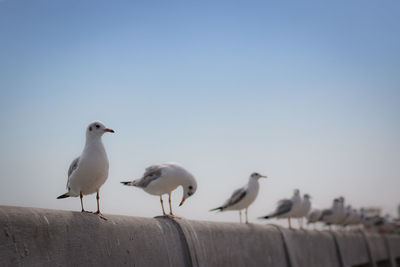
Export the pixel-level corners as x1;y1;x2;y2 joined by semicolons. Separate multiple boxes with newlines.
95;124;100;129
188;186;193;190
89;127;92;131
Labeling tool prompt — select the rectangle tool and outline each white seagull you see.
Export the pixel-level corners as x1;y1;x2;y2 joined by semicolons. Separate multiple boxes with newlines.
294;193;312;229
210;172;267;224
121;162;197;217
57;121;114;219
307;208;322;229
319;198;341;230
259;189;302;229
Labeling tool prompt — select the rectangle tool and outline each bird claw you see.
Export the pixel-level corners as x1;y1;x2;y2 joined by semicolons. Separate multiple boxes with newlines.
95;211;108;220
81;210;91;213
165;214;181;219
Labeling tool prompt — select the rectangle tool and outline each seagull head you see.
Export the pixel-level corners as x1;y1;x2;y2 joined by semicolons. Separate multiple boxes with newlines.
304;194;311;199
86;121;115;138
179;174;197;206
250;172;267;179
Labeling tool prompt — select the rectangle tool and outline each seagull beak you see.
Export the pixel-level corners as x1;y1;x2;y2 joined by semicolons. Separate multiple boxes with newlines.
261;175;267;178
179;198;185;206
104;128;115;133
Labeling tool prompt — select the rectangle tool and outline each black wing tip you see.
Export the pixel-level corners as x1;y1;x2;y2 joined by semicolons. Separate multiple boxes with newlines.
120;181;132;186
258;215;270;220
209;207;223;212
57;193;70;199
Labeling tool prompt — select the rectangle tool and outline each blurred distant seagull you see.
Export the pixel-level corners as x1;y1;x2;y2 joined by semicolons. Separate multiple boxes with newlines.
294;194;312;228
319;198;341;229
259;189;302;229
307;208;322;229
121;162;197;217
57;121;114;219
210;172;267;224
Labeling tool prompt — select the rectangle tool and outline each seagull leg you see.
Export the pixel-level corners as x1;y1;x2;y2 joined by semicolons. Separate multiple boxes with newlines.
239;210;242;223
288;217;292;229
167;193;182;219
95;190;107;220
245;208;249;224
80;192;86;212
168;192;174;216
160;195;167;216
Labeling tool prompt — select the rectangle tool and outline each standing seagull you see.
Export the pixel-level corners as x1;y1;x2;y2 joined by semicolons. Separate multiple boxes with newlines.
295;194;312;229
319;198;341;230
210;172;267;224
57;121;114;219
259;189;302;229
307;208;322;229
121;162;197;217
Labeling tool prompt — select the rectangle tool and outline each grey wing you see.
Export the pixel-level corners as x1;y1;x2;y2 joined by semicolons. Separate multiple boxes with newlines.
223;187;247;208
135;165;163;188
273;199;293;217
66;157;80;189
320;209;333;220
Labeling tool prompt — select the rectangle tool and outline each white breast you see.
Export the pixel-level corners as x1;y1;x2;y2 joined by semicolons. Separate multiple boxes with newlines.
68;142;109;196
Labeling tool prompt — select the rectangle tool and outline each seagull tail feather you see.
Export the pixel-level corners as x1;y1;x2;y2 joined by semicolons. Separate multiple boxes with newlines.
209;207;223;212
120;181;135;186
57;193;70;199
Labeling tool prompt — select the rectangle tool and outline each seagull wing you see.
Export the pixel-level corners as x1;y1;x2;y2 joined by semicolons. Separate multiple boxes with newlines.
319;209;333;220
134;165;163;188
222;187;247;209
66;157;80;190
273;199;293;217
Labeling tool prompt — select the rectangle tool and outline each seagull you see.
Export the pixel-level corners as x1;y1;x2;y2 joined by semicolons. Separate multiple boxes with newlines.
341;205;355;227
210;172;267;224
362;210;381;230
294;194;312;229
121;162;197;217
57;121;114;219
259;189;302;229
307;208;322;229
334;196;347;226
319;198;341;230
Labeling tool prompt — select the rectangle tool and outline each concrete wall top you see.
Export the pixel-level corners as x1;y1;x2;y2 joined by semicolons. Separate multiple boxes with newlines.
366;233;390;262
386;235;400;259
0;206;189;267
1;205;400;267
174;219;289;267
333;231;371;267
279;228;342;267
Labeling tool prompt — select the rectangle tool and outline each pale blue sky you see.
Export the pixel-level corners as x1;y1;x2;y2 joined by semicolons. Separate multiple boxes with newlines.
0;0;399;223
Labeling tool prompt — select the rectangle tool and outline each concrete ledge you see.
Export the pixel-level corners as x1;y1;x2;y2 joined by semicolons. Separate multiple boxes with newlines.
1;206;399;267
175;220;289;267
333;231;371;267
279;228;342;267
0;206;189;267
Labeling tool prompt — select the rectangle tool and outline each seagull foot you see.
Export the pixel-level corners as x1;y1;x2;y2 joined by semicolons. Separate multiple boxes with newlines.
94;211;108;220
166;214;181;219
81;210;91;213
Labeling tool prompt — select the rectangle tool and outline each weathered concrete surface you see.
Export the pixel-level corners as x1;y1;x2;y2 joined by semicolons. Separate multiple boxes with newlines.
333;231;372;267
279;229;342;267
0;206;189;267
1;205;400;267
175;220;289;267
366;233;391;263
386;234;400;258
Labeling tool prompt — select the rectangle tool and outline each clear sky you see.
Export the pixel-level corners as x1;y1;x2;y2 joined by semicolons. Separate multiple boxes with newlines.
0;0;399;224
